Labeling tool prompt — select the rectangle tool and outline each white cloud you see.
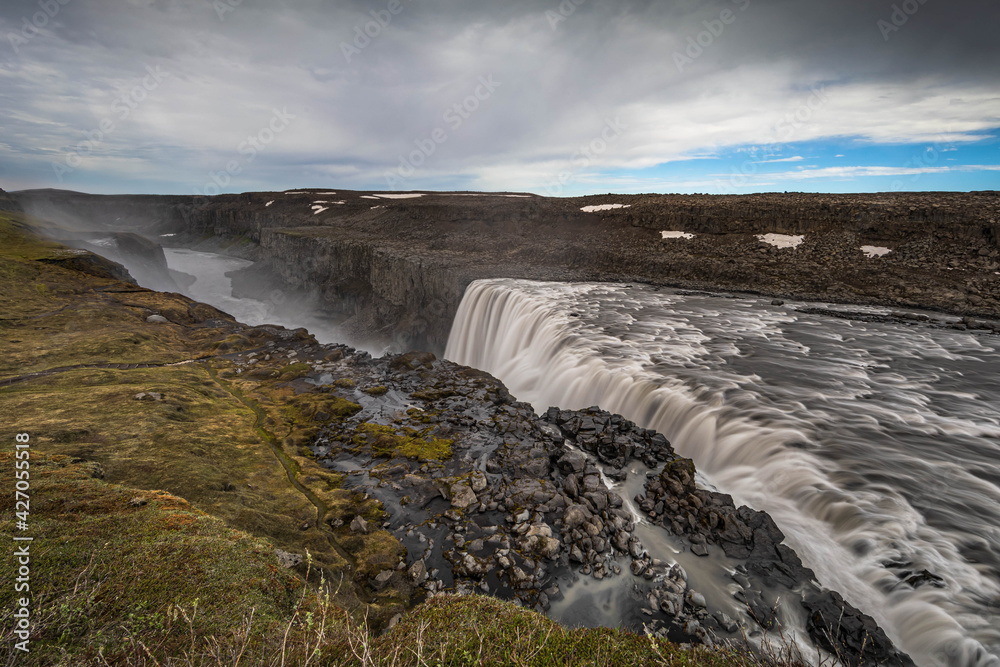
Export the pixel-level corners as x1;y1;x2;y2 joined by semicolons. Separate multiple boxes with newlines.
758;156;805;163
0;0;997;194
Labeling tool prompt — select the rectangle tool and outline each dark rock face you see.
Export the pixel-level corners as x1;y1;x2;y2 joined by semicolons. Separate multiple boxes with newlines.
8;189;1000;355
38;250;136;284
637;452;911;665
247;336;915;666
60;232;181;291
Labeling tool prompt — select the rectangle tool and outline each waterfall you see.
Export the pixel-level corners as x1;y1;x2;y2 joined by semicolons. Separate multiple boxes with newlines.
445;278;1000;667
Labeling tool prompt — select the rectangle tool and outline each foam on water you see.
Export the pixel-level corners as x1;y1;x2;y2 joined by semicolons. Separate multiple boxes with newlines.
445;279;1000;667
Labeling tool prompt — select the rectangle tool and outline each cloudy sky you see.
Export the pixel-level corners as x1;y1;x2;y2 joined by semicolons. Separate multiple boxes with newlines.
1;0;998;196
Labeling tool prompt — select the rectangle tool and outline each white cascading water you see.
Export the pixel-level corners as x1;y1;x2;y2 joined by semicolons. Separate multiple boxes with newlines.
445;279;1000;667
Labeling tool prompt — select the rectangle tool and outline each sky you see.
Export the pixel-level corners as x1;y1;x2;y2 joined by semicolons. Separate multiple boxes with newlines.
1;0;998;196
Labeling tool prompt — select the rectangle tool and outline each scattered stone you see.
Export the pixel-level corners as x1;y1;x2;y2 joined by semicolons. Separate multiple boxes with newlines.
274;549;303;569
350;516;369;534
373;570;394;590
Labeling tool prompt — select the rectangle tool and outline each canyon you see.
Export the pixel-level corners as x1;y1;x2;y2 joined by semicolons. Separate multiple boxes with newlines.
4;188;999;354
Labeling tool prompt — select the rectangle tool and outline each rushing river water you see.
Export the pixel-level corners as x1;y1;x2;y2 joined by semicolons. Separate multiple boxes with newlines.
445;279;1000;667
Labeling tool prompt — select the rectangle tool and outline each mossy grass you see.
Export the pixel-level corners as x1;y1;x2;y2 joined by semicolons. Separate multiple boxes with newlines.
0;212;403;611
351;423;453;462
0;454;312;665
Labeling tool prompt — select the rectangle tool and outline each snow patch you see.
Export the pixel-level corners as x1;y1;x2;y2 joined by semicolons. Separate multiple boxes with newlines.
376;193;425;199
757;233;805;249
661;231;695;240
360;195;380;200
581;204;631;212
284;191;307;195
446;193;532;198
160;233;177;238
311;205;329;215
265;200;274;207
861;246;892;258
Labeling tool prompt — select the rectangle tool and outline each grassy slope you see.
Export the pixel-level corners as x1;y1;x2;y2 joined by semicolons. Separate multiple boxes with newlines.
0;211;774;666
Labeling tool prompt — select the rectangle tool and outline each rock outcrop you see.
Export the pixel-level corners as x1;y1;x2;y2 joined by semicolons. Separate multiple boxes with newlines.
246;336;915;665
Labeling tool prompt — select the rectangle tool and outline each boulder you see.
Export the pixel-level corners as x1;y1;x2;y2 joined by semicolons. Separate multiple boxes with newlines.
450;483;478;510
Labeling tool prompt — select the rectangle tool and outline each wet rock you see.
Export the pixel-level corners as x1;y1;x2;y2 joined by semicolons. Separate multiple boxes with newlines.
804;590;915;667
685;589;707;610
557;450;587;474
714;611;739;634
470;471;488;493
461;554;485;577
563;503;590;528
408;559;428;583
450;483;478;510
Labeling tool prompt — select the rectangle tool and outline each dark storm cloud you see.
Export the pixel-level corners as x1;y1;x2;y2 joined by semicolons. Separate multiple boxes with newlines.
0;0;997;193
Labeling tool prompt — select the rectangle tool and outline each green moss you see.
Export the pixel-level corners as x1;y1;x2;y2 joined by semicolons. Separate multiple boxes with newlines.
278;362;311;380
212;333;254;353
362;384;388;396
412;388;459;401
333;378;356;389
351;423;453;462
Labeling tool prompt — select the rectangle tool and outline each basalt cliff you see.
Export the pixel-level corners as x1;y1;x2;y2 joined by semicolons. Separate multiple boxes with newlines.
5;188;999;353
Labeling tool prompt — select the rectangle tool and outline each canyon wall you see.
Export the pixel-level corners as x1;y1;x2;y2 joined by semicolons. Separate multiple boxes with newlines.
7;188;1000;354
